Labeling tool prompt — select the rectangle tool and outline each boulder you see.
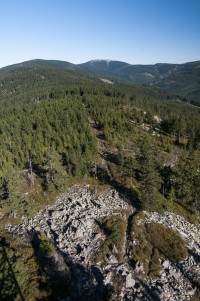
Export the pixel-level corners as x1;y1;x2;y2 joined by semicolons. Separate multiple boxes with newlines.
126;274;135;288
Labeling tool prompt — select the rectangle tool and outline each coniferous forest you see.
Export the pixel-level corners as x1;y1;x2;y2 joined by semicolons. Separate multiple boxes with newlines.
0;61;199;217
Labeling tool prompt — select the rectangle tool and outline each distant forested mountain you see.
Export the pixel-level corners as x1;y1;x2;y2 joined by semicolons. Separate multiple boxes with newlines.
79;59;200;104
1;58;200;104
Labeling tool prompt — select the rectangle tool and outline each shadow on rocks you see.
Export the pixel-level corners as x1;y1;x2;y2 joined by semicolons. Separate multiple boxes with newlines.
65;261;112;301
130;278;161;301
29;229;112;301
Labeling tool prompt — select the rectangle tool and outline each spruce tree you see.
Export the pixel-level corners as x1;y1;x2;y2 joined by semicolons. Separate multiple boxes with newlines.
137;138;161;211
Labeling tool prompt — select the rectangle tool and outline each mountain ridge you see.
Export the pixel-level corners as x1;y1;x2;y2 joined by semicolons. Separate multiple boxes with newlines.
1;58;200;103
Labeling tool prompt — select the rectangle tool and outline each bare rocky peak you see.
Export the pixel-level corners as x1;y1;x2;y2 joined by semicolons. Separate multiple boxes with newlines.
90;59;112;63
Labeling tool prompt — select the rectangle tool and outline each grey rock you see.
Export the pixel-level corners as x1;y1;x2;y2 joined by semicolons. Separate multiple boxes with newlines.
126;274;135;288
162;260;170;269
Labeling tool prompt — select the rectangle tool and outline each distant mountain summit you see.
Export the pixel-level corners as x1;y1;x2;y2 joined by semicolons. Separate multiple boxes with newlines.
89;59;113;63
79;59;130;74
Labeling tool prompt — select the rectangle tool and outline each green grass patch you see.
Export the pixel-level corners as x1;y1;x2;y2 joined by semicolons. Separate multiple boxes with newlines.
94;215;127;265
145;223;188;262
103;215;127;249
130;213;188;277
37;231;55;257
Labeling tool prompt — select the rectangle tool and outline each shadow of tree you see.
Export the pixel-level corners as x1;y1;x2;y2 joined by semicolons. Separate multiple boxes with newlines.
28;230;68;301
64;258;112;301
130;278;161;301
0;237;25;301
29;229;112;301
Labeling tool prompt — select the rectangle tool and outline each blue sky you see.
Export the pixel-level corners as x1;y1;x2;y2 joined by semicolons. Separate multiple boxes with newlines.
0;0;200;68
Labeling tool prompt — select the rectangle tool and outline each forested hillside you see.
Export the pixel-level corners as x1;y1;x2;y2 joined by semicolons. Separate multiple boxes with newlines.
0;60;200;300
0;60;199;218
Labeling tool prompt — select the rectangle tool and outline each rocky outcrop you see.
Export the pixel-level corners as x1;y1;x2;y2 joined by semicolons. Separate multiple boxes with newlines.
7;186;200;300
11;186;132;265
139;211;200;301
140;211;200;255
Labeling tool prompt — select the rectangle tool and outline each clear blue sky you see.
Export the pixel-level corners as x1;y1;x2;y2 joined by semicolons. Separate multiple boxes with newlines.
0;0;200;68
